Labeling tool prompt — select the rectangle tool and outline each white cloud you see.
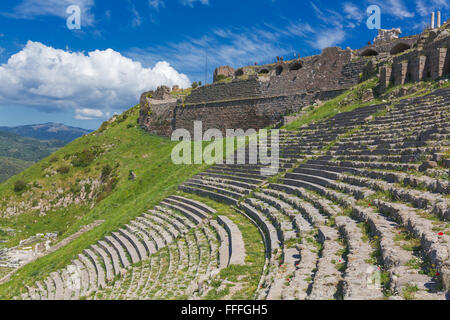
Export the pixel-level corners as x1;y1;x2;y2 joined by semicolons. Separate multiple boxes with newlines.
149;0;165;10
371;0;415;19
180;0;209;7
131;6;142;27
126;26;292;80
416;0;449;16
75;108;109;120
308;28;347;50
6;0;96;26
0;41;190;119
343;2;363;22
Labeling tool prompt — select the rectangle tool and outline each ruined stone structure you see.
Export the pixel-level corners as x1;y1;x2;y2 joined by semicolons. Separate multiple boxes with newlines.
374;28;402;43
139;21;450;138
378;24;450;92
140;47;367;137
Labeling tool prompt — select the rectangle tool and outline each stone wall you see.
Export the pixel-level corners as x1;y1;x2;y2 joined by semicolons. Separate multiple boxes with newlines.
185;78;261;104
139;90;347;137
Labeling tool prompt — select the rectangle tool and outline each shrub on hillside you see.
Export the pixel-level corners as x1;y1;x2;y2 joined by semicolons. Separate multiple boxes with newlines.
13;180;27;193
216;74;227;82
71;149;96;168
101;164;112;180
57;166;70;175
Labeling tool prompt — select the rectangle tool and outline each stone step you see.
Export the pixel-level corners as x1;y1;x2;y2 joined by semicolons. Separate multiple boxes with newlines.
217;215;246;266
374;200;450;291
104;235;131;269
50;272;64;300
286;171;373;200
98;240;123;276
111;232;139;265
35;281;47;300
245;197;293;243
132;218;166;250
146;214;181;240
78;253;98;295
197;172;264;185
335;216;385;300
154;206;197;230
72;259;90;297
118;228;148;261
91;244;115;282
188;177;252;195
239;202;280;255
183;181;246;200
307;226;344;300
256;189;327;227
164;197;211;220
179;185;239;206
209;220;230;269
125;223;158;255
84;248;106;289
44;276;56;300
160;201;204;225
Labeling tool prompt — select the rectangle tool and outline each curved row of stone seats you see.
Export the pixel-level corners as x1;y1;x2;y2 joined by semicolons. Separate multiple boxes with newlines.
177;102;393;300
20;195;246;300
266;181;446;300
89;207;246;300
216;216;246;266
291;162;449;217
273;166;448;299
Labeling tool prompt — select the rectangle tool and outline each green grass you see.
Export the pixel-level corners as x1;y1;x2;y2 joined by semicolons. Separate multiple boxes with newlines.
402;284;419;300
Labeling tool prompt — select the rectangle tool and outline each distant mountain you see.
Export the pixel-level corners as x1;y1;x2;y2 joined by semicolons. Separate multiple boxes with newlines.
0;123;91;142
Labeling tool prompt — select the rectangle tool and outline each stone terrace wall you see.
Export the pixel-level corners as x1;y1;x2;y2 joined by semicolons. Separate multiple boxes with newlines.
185;78;261;104
139;91;342;137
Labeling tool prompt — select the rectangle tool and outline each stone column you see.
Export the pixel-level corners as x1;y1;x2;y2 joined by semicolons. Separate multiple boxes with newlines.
379;65;392;92
431;12;435;29
437;11;441;28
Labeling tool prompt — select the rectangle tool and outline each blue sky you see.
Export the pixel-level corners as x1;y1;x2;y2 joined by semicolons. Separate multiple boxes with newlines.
0;0;448;130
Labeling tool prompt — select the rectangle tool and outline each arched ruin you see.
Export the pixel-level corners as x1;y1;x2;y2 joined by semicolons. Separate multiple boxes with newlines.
275;65;284;76
235;68;244;77
360;49;379;57
289;62;303;71
390;42;411;55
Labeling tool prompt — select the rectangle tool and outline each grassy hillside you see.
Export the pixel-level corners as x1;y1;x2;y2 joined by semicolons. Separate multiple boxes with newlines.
0;157;33;183
0;105;220;299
